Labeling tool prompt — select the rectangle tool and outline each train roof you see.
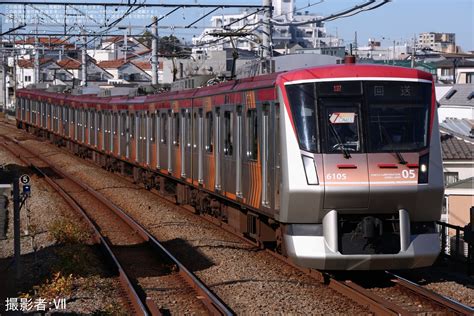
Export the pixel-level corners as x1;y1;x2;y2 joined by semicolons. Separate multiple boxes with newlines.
16;64;433;109
278;64;434;83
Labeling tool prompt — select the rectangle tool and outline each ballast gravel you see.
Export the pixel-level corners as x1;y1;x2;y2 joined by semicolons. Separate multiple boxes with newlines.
8;122;473;314
21;139;370;314
0;124;128;315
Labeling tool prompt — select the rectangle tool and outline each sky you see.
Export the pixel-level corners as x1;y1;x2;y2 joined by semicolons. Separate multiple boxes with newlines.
317;0;474;51
1;0;473;51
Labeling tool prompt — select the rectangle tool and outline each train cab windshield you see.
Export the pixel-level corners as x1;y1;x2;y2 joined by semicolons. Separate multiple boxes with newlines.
285;81;432;154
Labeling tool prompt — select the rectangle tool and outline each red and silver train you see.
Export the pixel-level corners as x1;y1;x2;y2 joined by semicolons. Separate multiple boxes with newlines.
16;64;444;270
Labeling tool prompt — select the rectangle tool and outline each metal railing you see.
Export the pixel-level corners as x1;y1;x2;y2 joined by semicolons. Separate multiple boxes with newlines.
437;220;473;275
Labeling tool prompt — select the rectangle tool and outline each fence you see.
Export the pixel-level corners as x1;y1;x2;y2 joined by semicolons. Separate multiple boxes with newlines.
437;220;473;275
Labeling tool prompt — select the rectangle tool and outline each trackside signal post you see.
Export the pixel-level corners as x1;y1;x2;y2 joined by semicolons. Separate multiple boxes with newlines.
0;167;31;279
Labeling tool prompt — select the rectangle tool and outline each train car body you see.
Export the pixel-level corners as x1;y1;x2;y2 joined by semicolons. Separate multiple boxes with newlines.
16;64;444;270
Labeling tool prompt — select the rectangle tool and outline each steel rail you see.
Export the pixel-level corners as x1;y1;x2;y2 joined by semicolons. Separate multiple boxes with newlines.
0;136;150;316
4;120;471;315
0;132;234;316
386;271;474;315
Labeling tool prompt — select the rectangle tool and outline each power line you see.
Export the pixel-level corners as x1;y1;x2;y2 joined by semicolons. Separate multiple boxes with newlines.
269;0;390;26
0;1;267;9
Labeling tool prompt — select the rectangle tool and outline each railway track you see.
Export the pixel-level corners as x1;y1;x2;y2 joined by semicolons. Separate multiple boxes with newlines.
331;270;474;315
1;120;472;315
0;134;233;316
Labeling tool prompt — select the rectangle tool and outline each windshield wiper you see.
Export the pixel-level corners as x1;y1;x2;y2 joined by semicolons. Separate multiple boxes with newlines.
329;124;351;159
381;126;407;165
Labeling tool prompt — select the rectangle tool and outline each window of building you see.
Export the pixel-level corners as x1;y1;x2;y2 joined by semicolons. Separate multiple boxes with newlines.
246;109;258;160
224;111;233;156
205;111;213;153
24;75;31;82
444;172;459;185
466;73;474;84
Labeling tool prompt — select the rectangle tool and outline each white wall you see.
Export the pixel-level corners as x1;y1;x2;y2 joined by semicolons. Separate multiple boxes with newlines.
444;162;474;181
438;105;474;121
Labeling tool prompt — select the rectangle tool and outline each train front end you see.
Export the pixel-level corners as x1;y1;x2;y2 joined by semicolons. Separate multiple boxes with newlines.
276;65;444;270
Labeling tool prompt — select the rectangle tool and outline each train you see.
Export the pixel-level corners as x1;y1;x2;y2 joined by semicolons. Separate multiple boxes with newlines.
15;63;444;270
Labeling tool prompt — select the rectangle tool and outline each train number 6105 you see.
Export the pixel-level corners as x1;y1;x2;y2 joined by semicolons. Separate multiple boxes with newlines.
326;173;347;180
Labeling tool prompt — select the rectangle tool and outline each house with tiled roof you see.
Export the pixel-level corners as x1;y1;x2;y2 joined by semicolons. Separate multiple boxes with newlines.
15;37;72;47
432;58;474;84
97;59;151;83
438;84;474;121
87;36;150;62
14;37;78;60
440;126;474;185
15;58;65;88
15;56;113;87
439;126;473;228
57;58;113;84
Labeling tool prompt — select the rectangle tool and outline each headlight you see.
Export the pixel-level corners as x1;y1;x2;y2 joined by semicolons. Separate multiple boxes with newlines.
418;153;429;184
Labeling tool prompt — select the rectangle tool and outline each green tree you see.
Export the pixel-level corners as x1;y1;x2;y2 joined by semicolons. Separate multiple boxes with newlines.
138;30;153;48
159;35;183;55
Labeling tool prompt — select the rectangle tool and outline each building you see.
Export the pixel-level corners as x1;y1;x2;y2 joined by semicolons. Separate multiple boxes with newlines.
14;37;77;60
356;38;413;61
437;84;474;121
417;32;456;53
432;58;474;84
87;35;150;62
294;46;346;59
440;126;474;184
96;59;151;84
14;57;113;89
193;0;341;53
443;177;473;228
439;126;473;229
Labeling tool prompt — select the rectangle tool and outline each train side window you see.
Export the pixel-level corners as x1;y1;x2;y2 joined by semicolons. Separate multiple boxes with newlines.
160;112;167;144
151;113;156;142
186;111;191;147
114;113;118;135
98;112;102;131
193;112;199;149
173;112;180;146
130;114;135;138
205;111;213;153
224;111;233;156
246;109;258;160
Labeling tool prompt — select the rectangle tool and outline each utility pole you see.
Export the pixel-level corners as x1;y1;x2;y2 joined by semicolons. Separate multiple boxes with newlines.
81;28;87;87
393;40;396;65
123;27;128;62
151;16;159;86
13;175;21;279
411;33;416;68
261;0;272;74
354;31;358;59
0;15;5;113
34;24;40;84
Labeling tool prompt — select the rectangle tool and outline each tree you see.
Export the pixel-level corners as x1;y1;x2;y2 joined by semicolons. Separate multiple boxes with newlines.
159;35;183;55
138;30;153;48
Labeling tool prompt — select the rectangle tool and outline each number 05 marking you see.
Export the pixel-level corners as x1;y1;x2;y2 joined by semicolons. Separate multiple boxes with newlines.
402;169;416;179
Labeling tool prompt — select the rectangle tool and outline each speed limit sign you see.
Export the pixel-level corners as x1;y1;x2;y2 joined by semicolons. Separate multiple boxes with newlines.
20;174;30;185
